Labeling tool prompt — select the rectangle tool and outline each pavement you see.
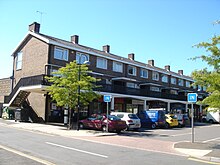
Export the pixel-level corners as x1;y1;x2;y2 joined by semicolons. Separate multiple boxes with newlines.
0;118;220;163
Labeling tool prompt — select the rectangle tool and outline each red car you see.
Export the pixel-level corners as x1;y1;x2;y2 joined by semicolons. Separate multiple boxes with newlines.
79;114;127;133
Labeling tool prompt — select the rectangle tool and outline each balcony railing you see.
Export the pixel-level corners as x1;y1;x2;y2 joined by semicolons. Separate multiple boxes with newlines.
4;75;49;104
95;83;187;101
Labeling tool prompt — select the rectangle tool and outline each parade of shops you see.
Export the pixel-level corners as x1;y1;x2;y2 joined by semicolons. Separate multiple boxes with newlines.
0;22;207;123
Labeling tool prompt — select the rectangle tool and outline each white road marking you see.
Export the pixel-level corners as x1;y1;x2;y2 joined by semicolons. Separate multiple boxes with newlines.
46;142;108;158
0;144;55;165
203;137;220;143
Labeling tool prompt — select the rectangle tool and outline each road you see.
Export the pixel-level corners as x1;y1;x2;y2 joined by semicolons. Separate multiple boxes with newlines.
0;123;219;165
123;124;220;143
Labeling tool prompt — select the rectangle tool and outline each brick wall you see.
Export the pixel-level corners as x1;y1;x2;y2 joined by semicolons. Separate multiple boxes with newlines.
13;36;49;85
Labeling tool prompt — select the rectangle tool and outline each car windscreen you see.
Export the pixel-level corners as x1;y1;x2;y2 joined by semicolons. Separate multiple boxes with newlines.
170;115;177;119
128;114;139;119
108;115;121;121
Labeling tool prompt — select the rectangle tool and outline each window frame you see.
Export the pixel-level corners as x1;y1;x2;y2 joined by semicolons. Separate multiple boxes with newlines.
113;61;123;73
171;77;177;85
186;81;191;88
178;79;184;86
96;57;107;69
54;47;69;61
161;74;168;83
127;65;136;76
76;52;90;64
152;71;159;81
140;69;148;78
16;52;22;70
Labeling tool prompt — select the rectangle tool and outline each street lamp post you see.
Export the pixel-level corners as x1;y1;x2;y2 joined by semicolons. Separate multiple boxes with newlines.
77;64;81;131
76;54;90;131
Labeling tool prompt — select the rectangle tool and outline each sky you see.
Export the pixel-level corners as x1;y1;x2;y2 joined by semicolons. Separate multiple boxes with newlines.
0;0;219;79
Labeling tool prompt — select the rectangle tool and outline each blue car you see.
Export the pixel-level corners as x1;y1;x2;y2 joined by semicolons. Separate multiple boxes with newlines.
138;110;166;129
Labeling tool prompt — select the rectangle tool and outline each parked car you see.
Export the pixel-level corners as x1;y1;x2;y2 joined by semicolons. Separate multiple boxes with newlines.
165;114;178;128
137;110;166;129
110;112;141;130
79;114;127;133
175;114;190;127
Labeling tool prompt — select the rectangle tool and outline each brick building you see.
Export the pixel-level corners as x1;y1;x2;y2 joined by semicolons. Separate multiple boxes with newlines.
2;22;207;123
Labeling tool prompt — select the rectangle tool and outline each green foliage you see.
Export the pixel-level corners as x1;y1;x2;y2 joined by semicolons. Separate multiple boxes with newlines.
192;34;220;109
46;61;100;110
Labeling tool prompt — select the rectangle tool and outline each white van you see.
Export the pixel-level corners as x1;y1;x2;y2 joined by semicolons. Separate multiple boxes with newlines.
110;112;141;130
204;108;220;124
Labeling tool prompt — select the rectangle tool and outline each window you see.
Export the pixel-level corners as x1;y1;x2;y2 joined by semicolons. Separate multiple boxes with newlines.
113;62;123;73
203;86;207;91
171;77;176;84
150;86;160;92
51;69;61;77
178;79;184;86
16;52;22;70
127;82;136;88
54;47;68;61
152;71;159;81
126;82;139;88
128;65;136;76
186;81;191;88
198;85;202;91
140;69;148;78
96;57;107;69
170;90;178;95
76;52;89;64
161;74;168;83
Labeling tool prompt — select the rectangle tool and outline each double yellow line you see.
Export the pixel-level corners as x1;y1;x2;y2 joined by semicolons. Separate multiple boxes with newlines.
189;157;220;165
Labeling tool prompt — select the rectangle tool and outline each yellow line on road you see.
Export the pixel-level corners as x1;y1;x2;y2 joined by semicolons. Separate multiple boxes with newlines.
0;144;56;165
188;157;220;165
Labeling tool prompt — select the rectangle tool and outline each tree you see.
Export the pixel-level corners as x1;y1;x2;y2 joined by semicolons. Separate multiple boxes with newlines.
192;34;220;110
46;61;100;127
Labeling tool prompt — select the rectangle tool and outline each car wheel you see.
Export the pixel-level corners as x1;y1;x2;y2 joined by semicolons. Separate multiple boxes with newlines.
79;123;84;129
202;118;207;123
209;119;214;124
126;126;130;131
116;130;121;134
165;123;170;129
151;123;156;129
102;125;107;132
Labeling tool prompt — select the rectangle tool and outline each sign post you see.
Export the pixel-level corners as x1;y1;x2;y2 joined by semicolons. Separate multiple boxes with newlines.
187;93;197;143
103;95;112;132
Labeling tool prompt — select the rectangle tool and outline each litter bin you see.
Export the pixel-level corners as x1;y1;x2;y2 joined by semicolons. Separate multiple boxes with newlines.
15;109;21;122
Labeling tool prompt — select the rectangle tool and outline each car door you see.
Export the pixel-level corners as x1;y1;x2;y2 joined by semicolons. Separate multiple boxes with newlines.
92;115;103;129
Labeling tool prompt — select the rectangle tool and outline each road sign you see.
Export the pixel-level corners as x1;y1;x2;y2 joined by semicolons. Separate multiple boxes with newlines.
187;93;197;103
103;95;111;102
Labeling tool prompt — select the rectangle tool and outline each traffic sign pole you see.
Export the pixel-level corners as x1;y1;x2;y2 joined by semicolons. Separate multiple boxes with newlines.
191;103;194;143
106;102;109;132
187;93;197;143
103;95;112;133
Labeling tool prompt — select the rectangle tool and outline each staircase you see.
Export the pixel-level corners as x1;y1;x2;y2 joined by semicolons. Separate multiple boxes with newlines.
22;100;44;123
4;75;48;123
10;90;30;107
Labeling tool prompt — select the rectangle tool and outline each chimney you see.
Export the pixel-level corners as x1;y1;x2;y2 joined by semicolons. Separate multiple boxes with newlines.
103;45;110;53
165;65;170;71
128;53;135;60
178;70;183;75
148;59;154;66
29;22;40;33
71;35;79;44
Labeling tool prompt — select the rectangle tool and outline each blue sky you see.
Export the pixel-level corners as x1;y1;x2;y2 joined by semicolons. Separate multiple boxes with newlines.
0;0;219;78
